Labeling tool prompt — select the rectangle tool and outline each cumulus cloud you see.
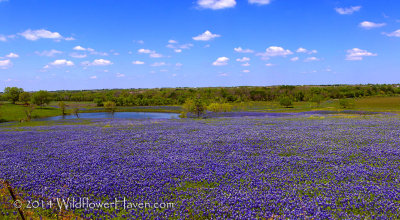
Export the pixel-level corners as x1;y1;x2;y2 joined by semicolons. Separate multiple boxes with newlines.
197;0;236;10
5;53;19;58
257;46;293;57
168;40;178;44
290;57;299;62
304;57;320;62
151;62;167;67
48;59;74;67
132;60;145;65
193;30;221;41
346;48;377;61
213;57;229;66
234;47;254;53
73;46;86;51
236;57;250;62
248;0;271;5
138;49;162;58
242;70;250;73
335;6;361;15
175;62;183;67
265;63;274;66
241;63;250;67
19;29;72;41
82;59;113;66
0;59;12;69
384;29;400;37
359;21;386;29
90;76;97;79
35;49;62;57
296;48;317;54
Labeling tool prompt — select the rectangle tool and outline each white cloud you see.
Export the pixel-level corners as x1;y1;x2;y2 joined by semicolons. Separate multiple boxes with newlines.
335;6;361;15
116;73;125;78
132;60;145;65
138;48;162;58
151;62;166;67
0;59;12;69
73;46;86;51
290;57;299;61
193;30;221;41
5;53;19;58
90;76;97;79
241;62;250;66
265;63;275;66
219;73;229;76
346;48;377;61
257;46;293;57
49;59;74;67
175;62;183;67
359;21;386;29
234;47;254;53
384;29;400;37
82;59;113;66
236;57;250;62
296;47;317;54
304;57;320;62
213;57;229;66
35;49;62;57
242;70;250;73
0;35;7;42
168;39;178;44
248;0;271;5
19;29;71;41
134;40;145;44
167;42;194;52
69;53;87;58
197;0;236;10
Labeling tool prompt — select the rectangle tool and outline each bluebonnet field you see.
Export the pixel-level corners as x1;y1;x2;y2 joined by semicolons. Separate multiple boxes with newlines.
1;114;400;219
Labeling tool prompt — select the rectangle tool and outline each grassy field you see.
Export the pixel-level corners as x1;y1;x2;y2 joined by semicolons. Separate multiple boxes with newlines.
1;96;399;122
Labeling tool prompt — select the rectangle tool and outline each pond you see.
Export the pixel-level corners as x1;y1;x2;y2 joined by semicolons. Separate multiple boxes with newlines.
36;112;180;121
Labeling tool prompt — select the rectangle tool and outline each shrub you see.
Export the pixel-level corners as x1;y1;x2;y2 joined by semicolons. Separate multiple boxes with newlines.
104;101;116;115
339;99;355;109
94;98;104;107
279;96;293;108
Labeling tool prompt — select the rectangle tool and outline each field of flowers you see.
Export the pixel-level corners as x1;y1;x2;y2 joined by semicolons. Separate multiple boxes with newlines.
1;114;400;219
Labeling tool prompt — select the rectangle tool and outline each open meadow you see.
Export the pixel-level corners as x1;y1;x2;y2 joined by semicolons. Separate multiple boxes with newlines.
1;113;400;219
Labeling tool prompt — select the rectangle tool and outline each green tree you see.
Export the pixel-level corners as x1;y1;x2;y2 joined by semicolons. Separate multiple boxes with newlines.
4;87;24;104
93;98;104;107
311;94;323;107
339;99;355;109
19;92;31;105
104;101;116;116
31;90;51;107
183;98;206;118
58;101;67;115
279;96;293;108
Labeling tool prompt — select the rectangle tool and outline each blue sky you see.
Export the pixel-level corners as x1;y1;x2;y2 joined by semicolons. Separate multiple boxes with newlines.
0;0;399;91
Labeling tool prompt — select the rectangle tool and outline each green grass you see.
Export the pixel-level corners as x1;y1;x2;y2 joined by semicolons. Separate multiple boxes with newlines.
0;103;62;122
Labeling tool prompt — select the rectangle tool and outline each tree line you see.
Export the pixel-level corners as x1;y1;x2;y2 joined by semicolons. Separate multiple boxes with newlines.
1;84;399;107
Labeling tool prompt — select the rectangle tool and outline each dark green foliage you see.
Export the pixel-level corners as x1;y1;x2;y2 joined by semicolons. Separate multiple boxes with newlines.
279;96;293;108
4;87;24;104
339;99;355;109
104;101;116;114
19;92;31;105
93;98;104;107
31;90;51;106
